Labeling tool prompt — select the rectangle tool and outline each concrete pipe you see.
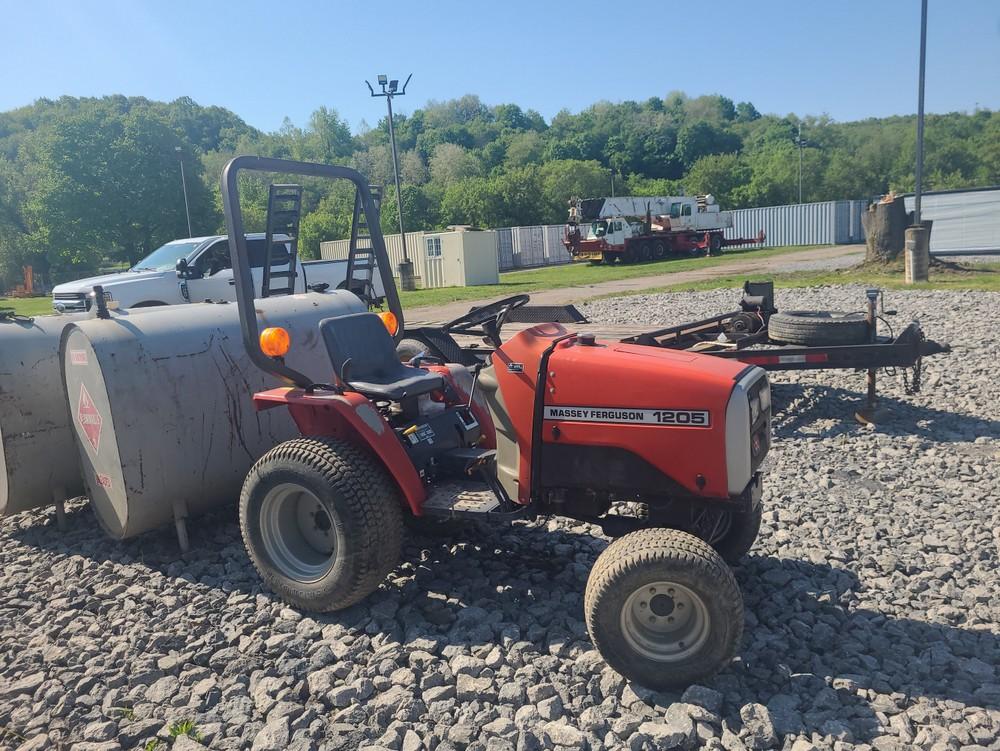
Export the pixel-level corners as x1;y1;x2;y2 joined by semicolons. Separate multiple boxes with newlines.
60;292;364;540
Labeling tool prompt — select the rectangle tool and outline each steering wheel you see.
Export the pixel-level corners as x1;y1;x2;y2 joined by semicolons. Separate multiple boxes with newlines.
443;294;530;348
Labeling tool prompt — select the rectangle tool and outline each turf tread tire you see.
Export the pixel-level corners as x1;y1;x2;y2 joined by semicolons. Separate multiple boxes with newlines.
396;338;428;363
585;528;743;689
767;310;869;346
240;436;403;612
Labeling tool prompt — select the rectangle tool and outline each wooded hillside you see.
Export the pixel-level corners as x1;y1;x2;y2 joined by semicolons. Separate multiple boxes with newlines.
1;92;998;284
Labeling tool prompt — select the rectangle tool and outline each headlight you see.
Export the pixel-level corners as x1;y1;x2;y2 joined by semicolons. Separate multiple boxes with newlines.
758;382;771;413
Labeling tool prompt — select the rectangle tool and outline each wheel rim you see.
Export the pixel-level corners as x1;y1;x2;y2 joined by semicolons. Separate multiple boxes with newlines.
259;483;337;582
620;581;711;662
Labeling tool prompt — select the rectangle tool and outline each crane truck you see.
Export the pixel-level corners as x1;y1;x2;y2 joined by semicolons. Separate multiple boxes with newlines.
563;195;765;264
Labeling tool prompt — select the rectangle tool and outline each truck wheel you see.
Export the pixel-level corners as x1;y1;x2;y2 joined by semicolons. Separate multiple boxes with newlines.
240;436;403;612
709;234;723;254
621;245;636;264
768;310;870;346
652;241;666;260
585;528;743;689
602;251;617;265
686;503;763;564
638;242;652;262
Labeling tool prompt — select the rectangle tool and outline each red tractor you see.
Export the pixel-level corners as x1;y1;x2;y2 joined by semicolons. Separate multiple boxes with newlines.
221;157;771;688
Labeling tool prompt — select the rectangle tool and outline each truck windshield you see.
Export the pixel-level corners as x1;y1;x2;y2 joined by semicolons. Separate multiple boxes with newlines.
131;241;203;271
590;221;608;238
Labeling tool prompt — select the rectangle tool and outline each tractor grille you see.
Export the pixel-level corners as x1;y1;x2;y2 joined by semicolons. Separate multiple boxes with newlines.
747;375;771;470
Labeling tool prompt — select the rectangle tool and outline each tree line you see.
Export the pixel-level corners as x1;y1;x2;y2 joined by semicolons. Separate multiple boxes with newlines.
1;92;997;286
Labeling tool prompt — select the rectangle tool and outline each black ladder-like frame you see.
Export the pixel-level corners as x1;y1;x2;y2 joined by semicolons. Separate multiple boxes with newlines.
262;184;302;298
344;186;382;308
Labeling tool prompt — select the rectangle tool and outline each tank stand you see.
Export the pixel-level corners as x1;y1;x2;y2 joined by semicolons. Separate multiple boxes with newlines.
52;488;68;531
172;498;191;554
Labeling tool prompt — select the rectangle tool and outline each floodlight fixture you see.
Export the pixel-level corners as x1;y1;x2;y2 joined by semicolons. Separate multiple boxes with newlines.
364;73;414;272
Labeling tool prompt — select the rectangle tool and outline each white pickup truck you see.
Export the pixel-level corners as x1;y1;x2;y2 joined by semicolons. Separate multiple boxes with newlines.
51;233;383;313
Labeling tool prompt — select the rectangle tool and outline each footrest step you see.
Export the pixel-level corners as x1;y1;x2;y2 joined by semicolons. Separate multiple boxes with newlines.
422;481;499;514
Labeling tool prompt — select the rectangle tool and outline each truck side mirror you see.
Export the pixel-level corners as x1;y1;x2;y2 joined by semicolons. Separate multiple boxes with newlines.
176;258;200;279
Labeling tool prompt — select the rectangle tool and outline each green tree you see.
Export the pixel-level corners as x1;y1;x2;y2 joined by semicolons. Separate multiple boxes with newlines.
428;143;482;184
22;104;213;270
683;153;751;207
538;160;610;222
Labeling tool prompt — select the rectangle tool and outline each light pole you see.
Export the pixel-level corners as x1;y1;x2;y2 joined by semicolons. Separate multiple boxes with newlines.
175;146;192;237
794;123;805;204
366;73;415;291
914;0;927;226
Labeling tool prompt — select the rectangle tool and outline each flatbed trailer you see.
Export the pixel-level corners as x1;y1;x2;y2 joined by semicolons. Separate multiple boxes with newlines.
620;282;949;420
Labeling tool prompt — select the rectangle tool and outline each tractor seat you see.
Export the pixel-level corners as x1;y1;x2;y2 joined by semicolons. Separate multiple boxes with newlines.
319;312;444;401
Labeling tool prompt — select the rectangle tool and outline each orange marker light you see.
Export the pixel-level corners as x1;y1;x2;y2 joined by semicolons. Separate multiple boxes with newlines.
260;327;291;358
378;311;399;336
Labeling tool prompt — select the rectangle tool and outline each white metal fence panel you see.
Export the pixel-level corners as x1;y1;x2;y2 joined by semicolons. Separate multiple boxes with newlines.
544;225;573;265
726;201;839;248
496;228;515;271
903;188;1000;254
511;226;546;268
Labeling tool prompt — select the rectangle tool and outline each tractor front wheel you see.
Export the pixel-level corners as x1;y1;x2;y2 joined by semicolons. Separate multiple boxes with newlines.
240;437;403;612
585;528;743;689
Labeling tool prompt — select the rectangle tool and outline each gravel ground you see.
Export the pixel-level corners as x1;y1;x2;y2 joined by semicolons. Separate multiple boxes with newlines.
1;286;998;751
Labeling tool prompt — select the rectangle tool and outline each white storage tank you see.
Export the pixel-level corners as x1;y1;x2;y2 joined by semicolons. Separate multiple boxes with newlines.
60;292;363;540
1;312;87;518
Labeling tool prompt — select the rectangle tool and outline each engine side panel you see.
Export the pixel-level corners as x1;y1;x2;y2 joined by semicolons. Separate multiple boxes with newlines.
543;340;746;499
489;325;751;504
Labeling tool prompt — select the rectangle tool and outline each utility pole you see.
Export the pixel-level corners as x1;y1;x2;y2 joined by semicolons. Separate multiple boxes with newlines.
610;168;615;197
906;0;930;283
914;0;927;226
366;74;415;291
175;146;192;237
795;124;804;204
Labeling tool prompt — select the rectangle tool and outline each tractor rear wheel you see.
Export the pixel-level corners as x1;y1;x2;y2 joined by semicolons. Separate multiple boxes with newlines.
396;338;428;363
240;436;403;612
585;528;743;689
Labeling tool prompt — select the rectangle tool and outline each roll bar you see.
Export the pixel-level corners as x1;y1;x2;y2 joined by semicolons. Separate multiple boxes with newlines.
220;156;403;387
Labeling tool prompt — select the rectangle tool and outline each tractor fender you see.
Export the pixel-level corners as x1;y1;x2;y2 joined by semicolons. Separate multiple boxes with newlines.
253;388;426;514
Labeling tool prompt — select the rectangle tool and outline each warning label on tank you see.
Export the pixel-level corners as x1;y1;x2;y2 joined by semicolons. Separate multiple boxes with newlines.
69;349;88;365
95;473;113;490
77;383;103;453
543;405;710;427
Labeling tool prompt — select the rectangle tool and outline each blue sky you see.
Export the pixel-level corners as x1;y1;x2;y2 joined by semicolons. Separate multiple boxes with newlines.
2;0;998;133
